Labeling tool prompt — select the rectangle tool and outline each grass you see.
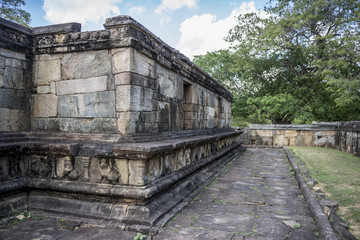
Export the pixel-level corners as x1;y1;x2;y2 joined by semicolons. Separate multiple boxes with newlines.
289;146;360;238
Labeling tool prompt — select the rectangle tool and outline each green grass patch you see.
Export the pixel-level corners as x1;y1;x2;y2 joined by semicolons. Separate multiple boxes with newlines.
289;147;360;238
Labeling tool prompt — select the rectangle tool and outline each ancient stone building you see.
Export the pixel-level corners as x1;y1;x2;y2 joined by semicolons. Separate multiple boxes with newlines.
0;16;243;231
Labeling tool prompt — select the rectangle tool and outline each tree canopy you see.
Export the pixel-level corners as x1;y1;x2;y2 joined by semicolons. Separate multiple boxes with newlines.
194;0;360;125
0;0;30;27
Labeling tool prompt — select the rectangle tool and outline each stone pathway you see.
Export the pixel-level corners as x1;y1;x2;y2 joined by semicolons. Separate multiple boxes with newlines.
155;148;318;240
0;148;319;240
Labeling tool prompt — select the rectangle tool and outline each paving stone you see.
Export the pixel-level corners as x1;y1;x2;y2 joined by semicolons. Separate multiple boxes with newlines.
57;227;135;240
154;228;234;240
192;212;254;232
0;219;71;240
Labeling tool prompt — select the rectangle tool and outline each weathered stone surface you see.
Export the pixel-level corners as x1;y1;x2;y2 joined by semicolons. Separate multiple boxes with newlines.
111;48;131;73
61;50;111;80
115;159;129;184
5;58;24;69
37;85;51;94
117;111;136;134
0;47;26;60
0;108;29;131
32;94;58;117
0;89;30;111
34;59;61;86
56;76;108;95
0;71;3;88
157;65;176;98
3;67;25;89
128;160;145;186
32;118;117;133
116;85;153;112
58;91;116;118
144;157;162;183
112;48;156;78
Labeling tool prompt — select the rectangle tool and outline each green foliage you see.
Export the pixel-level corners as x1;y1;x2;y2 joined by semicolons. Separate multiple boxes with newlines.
134;233;146;240
194;0;360;124
0;0;30;27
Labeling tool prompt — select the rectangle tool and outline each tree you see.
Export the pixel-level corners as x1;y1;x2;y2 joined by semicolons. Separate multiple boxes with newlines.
0;0;30;27
194;0;360;125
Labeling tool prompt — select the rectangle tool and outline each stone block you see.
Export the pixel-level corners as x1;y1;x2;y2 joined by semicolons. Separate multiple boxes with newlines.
0;72;3;88
111;48;131;74
256;129;273;137
61;50;111;79
144;157;162;184
283;137;289;146
0;89;30;111
184;104;198;112
34;59;61;86
56;76;108;95
58;91;116;118
273;135;284;146
116;85;153;112
110;48;156;78
205;106;215;118
0;47;26;60
88;157;102;183
133;50;156;79
184;119;194;130
162;153;176;175
177;150;186;169
32;94;58;118
5;58;24;69
115;159;129;185
114;72;156;89
134;111;158;133
300;130;314;136
4;67;25;89
117;112;139;135
0;108;29;131
0;56;5;68
157;65;175;98
32;118;117;133
128;160;145;186
296;136;305;146
275;130;285;135
184;111;197;120
303;135;314;146
261;137;273;146
285;130;298;138
289;137;296;146
37;85;51;94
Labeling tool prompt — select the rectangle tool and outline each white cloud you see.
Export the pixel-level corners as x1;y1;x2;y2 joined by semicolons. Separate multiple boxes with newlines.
176;1;258;59
129;6;145;15
155;0;198;14
43;0;122;29
160;16;171;26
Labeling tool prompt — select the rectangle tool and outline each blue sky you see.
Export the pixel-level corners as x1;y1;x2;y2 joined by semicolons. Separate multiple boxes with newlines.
23;0;268;59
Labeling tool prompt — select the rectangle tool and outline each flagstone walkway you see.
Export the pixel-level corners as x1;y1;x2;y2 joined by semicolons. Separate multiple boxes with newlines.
0;148;319;240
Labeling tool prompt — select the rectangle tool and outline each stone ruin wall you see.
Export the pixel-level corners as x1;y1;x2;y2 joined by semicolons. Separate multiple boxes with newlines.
0;20;32;132
244;122;360;156
0;16;242;225
1;16;232;135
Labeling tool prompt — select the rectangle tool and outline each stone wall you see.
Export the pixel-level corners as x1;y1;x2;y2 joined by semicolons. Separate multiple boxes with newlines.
244;122;360;156
0;16;241;229
0;16;232;135
0;19;32;132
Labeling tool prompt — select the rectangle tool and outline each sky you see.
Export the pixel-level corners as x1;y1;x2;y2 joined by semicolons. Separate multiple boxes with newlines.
23;0;268;59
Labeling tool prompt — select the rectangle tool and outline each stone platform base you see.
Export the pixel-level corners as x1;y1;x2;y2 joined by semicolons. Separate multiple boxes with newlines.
0;129;244;230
